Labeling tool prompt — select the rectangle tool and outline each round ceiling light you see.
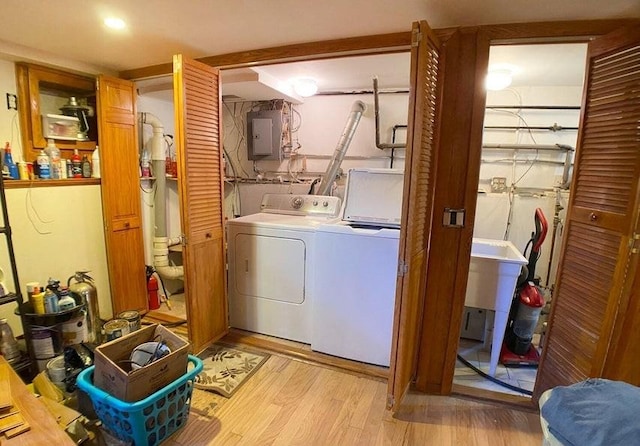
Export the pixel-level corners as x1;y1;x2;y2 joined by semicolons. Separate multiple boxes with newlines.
485;69;513;91
104;17;126;30
293;78;318;97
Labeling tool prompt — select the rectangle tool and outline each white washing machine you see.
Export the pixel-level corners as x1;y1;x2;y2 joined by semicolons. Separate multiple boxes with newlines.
311;168;404;366
227;193;341;343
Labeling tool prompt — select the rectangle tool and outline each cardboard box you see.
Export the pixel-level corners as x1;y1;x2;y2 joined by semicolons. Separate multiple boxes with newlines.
93;324;189;402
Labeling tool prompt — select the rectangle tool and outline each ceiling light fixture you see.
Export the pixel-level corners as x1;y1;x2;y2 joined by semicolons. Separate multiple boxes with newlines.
485;68;514;91
104;17;126;30
293;78;318;97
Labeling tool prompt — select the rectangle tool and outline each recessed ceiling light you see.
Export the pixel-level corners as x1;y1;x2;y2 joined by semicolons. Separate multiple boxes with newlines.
486;69;513;91
104;17;126;30
293;78;318;97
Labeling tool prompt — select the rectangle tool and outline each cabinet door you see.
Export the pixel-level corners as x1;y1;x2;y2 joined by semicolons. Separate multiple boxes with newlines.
97;75;147;314
387;21;443;412
173;55;228;353
534;27;640;398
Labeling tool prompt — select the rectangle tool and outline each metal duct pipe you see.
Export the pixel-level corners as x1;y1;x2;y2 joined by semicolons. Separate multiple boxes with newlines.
374;77;406;150
317;100;366;196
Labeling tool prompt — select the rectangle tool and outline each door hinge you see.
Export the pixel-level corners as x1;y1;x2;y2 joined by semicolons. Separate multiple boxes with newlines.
398;259;409;277
412;29;422;47
181;234;188;246
630;233;640;254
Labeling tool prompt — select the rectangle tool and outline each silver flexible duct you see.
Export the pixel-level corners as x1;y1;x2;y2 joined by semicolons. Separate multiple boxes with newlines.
317;100;366;196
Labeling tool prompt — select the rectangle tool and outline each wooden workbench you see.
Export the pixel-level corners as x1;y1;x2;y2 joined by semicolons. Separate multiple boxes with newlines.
0;356;74;445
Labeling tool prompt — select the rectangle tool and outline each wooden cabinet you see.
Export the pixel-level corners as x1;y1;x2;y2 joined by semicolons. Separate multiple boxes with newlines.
97;76;147;314
16;63;147;315
15;63;98;161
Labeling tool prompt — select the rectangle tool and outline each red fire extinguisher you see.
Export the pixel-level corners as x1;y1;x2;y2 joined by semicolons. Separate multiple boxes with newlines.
148;273;160;310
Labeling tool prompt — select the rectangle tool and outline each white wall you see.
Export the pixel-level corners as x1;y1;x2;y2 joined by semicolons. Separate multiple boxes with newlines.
0;60;23;162
223;93;409;216
0;185;112;334
475;85;583;286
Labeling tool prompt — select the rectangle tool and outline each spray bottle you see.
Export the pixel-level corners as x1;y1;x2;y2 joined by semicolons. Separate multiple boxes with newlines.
2;142;18;180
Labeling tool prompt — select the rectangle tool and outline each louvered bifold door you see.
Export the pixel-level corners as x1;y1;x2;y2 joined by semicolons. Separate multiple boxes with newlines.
173;55;228;353
534;27;640;399
387;21;442;412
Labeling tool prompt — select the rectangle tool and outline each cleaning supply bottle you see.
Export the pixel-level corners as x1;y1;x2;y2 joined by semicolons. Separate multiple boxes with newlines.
37;149;51;179
81;154;91;178
91;146;100;178
2;142;18;180
71;148;82;178
45;139;62;179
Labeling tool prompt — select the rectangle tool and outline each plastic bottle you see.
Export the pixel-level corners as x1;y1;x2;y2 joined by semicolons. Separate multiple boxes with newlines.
37;150;51;179
0;319;20;363
2;142;18;180
60;159;68;179
57;290;76;312
71;148;82;178
140;150;151;178
45;139;62;179
91;146;100;178
81;154;91;178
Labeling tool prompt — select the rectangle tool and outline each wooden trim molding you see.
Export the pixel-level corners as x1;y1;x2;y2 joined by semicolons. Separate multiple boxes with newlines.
119;19;639;81
483;18;640;43
3;178;100;189
120;32;411;79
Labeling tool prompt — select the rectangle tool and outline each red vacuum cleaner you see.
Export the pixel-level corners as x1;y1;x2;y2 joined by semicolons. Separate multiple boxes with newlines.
501;208;548;367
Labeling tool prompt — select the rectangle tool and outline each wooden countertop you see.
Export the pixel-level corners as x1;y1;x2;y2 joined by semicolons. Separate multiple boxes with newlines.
0;357;75;445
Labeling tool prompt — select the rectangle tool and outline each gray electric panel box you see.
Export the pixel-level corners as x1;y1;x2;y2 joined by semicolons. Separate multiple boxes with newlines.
247;110;282;160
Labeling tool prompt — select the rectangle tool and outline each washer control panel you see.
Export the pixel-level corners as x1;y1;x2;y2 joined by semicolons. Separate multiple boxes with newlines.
261;193;341;217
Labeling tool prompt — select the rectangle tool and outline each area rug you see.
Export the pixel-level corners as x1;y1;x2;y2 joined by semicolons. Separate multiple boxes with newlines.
194;344;270;398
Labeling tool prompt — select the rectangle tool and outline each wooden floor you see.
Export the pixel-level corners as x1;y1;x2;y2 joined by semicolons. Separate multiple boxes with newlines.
165;353;542;445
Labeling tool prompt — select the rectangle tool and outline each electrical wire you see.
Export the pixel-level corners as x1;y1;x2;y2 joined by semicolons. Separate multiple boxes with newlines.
456;354;533;396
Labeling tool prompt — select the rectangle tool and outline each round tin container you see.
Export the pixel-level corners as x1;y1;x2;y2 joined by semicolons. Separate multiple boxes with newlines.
103;319;130;342
117;310;141;333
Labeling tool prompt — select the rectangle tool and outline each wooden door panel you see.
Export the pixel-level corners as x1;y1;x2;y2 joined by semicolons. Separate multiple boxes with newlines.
387;21;442;412
173;55;228;353
105;228;148;313
97;75;147;315
184;238;227;349
99;122;141;224
534;27;640;398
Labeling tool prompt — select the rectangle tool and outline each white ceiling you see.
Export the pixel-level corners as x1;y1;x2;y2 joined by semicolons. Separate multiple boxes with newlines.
0;0;637;74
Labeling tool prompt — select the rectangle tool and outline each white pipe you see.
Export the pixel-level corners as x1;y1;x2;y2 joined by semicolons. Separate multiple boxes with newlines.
317;100;366;196
140;112;185;281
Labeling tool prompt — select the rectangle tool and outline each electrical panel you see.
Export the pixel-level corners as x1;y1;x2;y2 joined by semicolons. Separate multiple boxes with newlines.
247;109;282;160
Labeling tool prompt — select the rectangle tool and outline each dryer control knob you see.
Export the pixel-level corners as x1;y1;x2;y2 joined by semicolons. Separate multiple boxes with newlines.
313;200;318;206
323;201;329;207
291;196;304;209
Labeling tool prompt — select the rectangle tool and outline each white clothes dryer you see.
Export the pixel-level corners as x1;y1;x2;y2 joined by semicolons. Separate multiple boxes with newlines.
227;193;341;343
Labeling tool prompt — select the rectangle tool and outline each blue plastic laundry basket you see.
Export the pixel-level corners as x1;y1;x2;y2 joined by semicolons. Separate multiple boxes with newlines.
77;355;203;446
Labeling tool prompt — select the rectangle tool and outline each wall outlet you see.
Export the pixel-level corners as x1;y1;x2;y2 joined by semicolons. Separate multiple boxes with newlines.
6;93;17;110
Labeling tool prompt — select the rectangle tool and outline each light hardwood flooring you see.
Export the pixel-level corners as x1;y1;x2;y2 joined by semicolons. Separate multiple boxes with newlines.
165;353;542;445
